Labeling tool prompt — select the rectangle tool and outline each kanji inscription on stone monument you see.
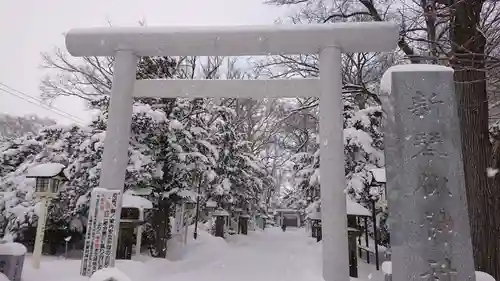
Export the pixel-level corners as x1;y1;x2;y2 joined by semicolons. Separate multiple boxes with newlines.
409;91;444;117
421;208;454;241
420;258;457;281
412;132;448;159
414;170;452;199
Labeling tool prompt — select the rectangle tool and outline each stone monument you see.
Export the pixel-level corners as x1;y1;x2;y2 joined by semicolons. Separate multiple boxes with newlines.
381;65;476;281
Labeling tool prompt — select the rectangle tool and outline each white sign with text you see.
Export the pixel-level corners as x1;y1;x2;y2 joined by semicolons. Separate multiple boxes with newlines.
80;189;121;277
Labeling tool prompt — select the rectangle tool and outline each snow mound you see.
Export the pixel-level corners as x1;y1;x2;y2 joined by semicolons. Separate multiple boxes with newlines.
381;261;392;275
370;168;386;183
90;267;132;281
346;197;371;216
487;167;499;178
0;242;27;256
26;163;65;178
476;271;495;281
183;225;230;259
0;272;8;281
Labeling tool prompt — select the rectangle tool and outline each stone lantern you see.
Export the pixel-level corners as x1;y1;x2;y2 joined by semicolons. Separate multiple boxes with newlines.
212;208;229;238
25;163;67;269
306;204;322;241
174;198;193;242
184;198;197;211
27;163;66;198
205;199;217;214
238;214;250;235
232;207;243;234
117;191;153;260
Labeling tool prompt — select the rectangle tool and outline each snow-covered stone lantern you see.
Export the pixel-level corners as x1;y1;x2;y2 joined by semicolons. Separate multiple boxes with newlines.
25;163;67;269
27;163;66;198
306;203;322;241
231;207;243;235
118;190;153;259
168;195;193;261
205;199;217;214
183;197;196;210
238;214;251;235
172;194;195;243
213;208;229;238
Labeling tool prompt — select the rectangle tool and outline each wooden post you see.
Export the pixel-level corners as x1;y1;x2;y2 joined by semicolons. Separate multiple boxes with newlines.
347;215;359;278
364;217;370;264
372;200;380;270
32;198;49;269
357;217;361;245
135;208;144;257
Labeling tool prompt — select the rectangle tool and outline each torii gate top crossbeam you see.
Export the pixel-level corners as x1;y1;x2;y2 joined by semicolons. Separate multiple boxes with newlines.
66;22;398;57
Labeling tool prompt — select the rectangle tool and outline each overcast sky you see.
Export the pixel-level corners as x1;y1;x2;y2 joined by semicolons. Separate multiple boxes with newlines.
0;0;288;125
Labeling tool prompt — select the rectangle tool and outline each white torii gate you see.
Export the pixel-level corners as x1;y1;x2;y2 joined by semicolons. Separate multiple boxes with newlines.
66;22;398;281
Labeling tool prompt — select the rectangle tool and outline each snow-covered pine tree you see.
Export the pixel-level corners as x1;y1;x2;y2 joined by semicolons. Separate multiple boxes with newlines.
282;90;387;243
343;99;384;202
207;103;266;215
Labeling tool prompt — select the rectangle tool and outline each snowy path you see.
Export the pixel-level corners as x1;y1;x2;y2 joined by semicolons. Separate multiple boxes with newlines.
22;227;382;281
164;228;324;281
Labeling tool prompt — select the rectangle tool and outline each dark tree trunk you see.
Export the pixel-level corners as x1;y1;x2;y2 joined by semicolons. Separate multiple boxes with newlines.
451;0;499;278
151;198;171;258
150;152;176;258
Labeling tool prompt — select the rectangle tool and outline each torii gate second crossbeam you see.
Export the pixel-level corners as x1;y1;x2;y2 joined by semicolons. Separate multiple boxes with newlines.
65;22;398;281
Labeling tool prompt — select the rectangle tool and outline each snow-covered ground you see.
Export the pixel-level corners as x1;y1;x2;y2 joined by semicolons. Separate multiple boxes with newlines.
21;227;383;281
